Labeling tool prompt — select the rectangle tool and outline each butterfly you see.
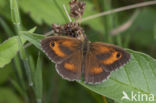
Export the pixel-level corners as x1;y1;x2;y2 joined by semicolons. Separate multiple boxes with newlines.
41;36;130;84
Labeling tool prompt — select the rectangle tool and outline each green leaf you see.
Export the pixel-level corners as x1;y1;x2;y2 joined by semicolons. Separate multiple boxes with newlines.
82;2;105;33
29;55;35;75
19;0;71;25
80;49;156;103
0;36;26;68
29;26;37;33
19;0;104;32
154;24;156;40
21;31;156;102
0;64;12;84
20;31;45;50
126;8;156;47
33;53;43;103
0;17;14;37
0;88;22;103
10;79;27;99
0;0;11;20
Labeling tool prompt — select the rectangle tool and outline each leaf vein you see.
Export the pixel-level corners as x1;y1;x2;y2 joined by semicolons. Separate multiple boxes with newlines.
133;54;150;92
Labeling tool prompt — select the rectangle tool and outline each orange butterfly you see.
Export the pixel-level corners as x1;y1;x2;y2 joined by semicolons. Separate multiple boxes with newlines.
41;36;130;84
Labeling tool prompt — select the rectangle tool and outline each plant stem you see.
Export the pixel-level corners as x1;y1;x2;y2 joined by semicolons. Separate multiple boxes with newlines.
103;0;113;43
82;1;156;22
34;53;43;103
114;15;122;47
10;0;33;87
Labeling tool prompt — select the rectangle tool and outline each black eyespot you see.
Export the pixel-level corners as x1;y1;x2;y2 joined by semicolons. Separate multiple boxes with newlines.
116;52;121;58
51;42;55;47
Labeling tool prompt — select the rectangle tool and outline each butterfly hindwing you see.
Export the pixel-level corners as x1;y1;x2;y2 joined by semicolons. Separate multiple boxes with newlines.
56;50;82;81
84;50;110;84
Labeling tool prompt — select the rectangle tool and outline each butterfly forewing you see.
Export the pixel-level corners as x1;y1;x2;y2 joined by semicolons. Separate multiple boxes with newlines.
41;36;82;63
41;36;83;81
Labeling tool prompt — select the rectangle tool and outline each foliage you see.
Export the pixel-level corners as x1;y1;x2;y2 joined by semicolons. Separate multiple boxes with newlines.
0;0;156;103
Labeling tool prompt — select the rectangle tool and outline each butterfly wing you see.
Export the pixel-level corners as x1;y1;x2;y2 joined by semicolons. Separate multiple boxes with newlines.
84;42;130;84
41;36;82;63
41;36;83;81
56;50;82;81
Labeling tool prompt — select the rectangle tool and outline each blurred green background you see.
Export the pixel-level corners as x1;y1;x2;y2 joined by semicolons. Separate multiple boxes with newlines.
0;0;156;103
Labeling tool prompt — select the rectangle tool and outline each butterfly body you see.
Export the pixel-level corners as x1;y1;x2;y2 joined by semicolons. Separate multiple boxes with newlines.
41;36;130;84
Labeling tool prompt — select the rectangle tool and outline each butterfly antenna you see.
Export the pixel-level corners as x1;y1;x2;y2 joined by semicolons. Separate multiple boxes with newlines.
63;4;72;22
